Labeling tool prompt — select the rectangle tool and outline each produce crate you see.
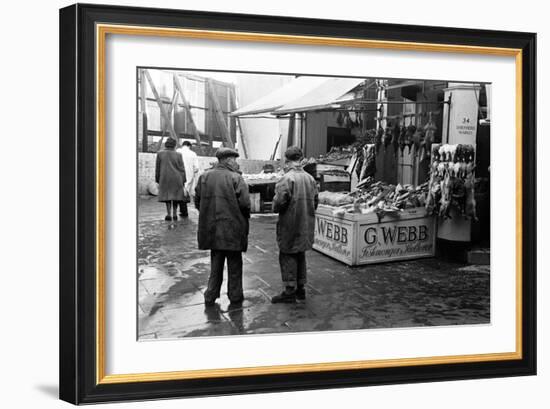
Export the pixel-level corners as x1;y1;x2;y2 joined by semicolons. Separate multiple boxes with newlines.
313;205;436;266
249;193;261;213
261;201;273;213
319;173;351;192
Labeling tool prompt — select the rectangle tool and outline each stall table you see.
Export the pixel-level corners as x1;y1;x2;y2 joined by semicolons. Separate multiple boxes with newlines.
246;177;280;213
313;205;436;266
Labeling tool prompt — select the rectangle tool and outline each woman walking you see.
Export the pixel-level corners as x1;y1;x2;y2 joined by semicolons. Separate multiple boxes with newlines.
155;138;187;221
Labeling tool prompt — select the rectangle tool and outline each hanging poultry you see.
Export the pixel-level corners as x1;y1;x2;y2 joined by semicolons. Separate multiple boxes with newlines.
383;125;393;148
423;114;437;159
439;172;454;219
398;124;407;155
412;127;424;158
464;173;478;221
405;124;416;151
375;127;384;151
359;144;376;182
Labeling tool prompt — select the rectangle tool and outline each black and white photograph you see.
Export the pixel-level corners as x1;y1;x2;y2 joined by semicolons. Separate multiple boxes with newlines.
137;68;491;340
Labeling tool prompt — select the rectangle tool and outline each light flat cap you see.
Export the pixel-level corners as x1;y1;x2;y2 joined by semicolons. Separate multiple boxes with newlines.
284;146;303;161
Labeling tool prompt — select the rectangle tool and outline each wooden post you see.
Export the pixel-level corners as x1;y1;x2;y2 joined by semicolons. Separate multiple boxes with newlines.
271;134;282;161
236;117;249;159
143;69;179;144
230;86;248;158
206;79;234;148
139;69;148;152
287;114;296;147
157;89;179;151
172;74;202;145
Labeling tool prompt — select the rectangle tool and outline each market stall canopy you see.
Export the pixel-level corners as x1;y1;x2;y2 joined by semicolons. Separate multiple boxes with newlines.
273;78;365;114
231;76;327;117
231;77;366;117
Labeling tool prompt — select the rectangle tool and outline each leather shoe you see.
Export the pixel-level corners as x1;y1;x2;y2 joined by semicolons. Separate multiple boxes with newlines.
271;292;296;304
296;286;306;300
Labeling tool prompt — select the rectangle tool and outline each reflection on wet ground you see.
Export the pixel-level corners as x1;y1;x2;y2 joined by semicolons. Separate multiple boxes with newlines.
138;197;490;340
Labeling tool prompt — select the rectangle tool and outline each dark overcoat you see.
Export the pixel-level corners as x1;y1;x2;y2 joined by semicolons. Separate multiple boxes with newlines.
155;149;187;202
194;163;250;251
272;165;319;253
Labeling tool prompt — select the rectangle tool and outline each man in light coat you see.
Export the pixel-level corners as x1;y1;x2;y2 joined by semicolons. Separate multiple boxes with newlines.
271;146;319;303
176;140;200;217
195;148;250;305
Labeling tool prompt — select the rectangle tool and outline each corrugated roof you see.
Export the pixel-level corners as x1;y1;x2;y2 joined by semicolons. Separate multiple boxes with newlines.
273;78;365;114
231;76;327;116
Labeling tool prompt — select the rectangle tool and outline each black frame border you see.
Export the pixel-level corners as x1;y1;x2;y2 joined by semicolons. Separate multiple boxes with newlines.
59;3;536;404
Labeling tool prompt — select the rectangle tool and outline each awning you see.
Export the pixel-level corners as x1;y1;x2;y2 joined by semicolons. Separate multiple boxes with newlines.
231;77;366;117
231;76;327;117
273;78;365;114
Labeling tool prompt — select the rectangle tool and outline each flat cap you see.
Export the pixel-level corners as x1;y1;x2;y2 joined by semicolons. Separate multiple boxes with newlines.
284;146;303;161
216;147;240;160
164;138;177;148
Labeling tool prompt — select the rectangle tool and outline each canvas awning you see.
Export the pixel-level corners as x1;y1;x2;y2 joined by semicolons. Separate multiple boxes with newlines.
231;77;366;117
231;76;327;117
273;78;365;114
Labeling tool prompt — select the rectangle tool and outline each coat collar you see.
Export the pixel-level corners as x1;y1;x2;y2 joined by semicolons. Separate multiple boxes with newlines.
284;162;304;173
215;162;242;174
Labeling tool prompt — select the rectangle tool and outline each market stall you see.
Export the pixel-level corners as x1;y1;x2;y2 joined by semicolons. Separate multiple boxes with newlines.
243;171;281;213
313;180;436;265
230;77;488;263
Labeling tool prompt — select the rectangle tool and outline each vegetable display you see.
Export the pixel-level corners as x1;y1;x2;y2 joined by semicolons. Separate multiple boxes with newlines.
318;180;428;219
243;171;282;181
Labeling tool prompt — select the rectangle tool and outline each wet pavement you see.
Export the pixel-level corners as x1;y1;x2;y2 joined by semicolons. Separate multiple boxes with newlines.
138;196;490;340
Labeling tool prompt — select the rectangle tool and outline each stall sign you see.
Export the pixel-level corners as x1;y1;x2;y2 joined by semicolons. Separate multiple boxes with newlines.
313;214;354;264
357;216;435;264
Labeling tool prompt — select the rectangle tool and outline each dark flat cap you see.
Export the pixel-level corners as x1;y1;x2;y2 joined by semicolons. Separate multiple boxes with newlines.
284;146;303;161
216;147;239;160
164;138;177;148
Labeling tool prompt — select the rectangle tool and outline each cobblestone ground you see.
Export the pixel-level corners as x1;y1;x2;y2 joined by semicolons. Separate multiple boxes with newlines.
138;196;490;340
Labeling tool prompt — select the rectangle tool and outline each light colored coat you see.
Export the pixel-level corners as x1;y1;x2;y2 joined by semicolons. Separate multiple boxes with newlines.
177;146;200;195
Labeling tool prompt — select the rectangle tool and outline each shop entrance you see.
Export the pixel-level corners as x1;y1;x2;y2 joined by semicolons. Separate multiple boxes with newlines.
326;126;354;151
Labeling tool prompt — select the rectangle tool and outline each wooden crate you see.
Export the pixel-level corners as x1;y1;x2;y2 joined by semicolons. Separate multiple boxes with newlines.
249;193;261;213
319;173;351;192
261;201;273;213
313;205;436;266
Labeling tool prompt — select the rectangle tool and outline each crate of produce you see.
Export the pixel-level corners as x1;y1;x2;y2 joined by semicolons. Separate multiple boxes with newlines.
314;205;436;266
313;182;435;265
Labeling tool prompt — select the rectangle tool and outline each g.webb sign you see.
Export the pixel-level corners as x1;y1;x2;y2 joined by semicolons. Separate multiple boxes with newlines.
313;206;436;266
357;219;434;264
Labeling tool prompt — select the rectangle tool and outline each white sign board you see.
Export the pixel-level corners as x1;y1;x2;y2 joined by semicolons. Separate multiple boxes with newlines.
313;213;355;264
313;206;436;266
356;216;436;264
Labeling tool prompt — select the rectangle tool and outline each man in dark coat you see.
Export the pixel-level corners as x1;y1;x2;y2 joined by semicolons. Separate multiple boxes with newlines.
271;146;319;303
195;148;250;305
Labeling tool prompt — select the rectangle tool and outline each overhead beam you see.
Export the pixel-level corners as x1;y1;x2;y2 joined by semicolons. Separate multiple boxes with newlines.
143;69;179;144
157;89;179;151
206;79;234;148
172;74;202;146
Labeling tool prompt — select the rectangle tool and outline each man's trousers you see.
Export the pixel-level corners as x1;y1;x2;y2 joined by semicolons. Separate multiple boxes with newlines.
204;250;244;303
